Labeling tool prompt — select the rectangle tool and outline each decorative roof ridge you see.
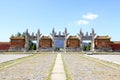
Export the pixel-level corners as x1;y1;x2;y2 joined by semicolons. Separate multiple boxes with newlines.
41;35;51;39
10;36;25;39
68;35;79;39
95;35;111;39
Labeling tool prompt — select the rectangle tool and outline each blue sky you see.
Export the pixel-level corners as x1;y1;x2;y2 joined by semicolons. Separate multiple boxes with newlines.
0;0;120;41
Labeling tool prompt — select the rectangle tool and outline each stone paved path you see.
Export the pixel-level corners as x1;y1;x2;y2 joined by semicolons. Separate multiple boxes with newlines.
0;54;31;63
62;53;120;80
0;54;56;80
50;53;66;80
85;54;120;65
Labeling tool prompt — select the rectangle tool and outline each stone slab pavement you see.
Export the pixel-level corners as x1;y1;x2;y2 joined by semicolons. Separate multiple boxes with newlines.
62;53;120;80
50;53;66;80
85;54;120;65
0;54;56;80
0;54;31;63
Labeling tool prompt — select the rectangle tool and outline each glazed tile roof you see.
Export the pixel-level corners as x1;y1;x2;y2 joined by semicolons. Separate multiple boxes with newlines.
68;36;79;39
10;37;25;39
95;36;111;39
41;36;51;39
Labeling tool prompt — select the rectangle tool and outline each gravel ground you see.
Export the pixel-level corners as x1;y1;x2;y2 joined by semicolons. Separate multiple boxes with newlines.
0;53;56;80
0;54;31;63
62;53;120;80
85;55;120;65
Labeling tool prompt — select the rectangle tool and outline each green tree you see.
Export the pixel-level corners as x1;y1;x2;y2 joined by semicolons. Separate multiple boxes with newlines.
28;40;33;50
22;32;26;38
83;45;87;51
28;40;36;50
32;44;36;50
16;32;21;37
86;43;91;50
10;34;14;38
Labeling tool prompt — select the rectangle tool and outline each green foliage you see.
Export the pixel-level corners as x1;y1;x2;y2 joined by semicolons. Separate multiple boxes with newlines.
86;43;91;50
32;44;36;50
22;32;26;38
83;45;87;51
11;32;24;38
28;40;36;50
16;32;21;37
54;47;60;51
13;32;25;37
83;43;91;51
28;40;33;50
10;34;14;38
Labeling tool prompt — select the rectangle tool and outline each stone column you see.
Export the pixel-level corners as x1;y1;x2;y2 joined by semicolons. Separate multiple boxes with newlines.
36;29;42;52
78;28;83;51
63;28;69;53
50;28;56;52
52;36;55;52
90;28;96;52
24;29;29;52
91;38;94;52
64;37;67;53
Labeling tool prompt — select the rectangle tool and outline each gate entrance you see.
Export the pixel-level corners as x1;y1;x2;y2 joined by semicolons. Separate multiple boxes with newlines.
82;41;91;51
78;28;96;51
54;36;65;51
50;28;69;52
24;28;95;52
54;37;65;48
24;29;42;51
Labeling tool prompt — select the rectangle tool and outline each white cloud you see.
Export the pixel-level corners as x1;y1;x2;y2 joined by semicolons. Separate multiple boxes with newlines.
76;20;89;25
69;13;98;26
82;13;98;20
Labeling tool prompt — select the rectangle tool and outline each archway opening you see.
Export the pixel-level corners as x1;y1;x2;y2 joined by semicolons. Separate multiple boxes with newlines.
54;39;65;51
28;40;36;50
82;40;91;51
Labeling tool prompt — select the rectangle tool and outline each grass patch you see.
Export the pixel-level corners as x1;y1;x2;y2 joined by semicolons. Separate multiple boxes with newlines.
0;53;41;70
0;52;55;54
91;52;120;55
46;53;57;80
82;54;120;71
62;54;72;80
0;52;33;54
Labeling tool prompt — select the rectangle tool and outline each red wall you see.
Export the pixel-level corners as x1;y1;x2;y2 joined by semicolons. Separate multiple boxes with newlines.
110;44;120;51
11;39;25;48
0;43;10;51
40;39;52;48
67;39;80;48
